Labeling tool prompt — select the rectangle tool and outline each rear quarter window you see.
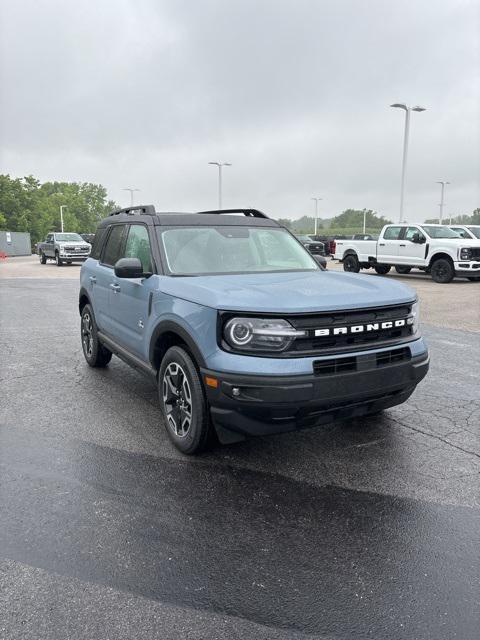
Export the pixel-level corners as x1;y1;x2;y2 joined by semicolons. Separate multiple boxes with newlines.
90;228;106;260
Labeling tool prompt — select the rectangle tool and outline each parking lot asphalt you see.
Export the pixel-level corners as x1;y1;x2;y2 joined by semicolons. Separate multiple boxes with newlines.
1;259;479;639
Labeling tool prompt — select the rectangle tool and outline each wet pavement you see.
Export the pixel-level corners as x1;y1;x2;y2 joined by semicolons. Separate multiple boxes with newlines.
1;277;479;639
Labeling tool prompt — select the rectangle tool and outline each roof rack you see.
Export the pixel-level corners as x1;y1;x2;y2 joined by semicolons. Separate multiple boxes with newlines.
196;208;269;219
109;204;156;217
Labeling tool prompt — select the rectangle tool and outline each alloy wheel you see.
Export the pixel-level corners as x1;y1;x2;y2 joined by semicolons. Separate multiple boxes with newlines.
81;312;94;358
162;362;193;438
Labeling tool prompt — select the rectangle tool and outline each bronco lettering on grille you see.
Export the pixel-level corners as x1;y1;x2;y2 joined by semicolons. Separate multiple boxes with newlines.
314;317;413;337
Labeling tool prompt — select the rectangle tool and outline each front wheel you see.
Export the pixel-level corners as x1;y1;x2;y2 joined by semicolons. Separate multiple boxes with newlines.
343;255;360;273
39;252;47;264
80;304;112;367
55;252;63;267
159;346;212;455
431;258;454;283
395;266;411;274
374;265;391;275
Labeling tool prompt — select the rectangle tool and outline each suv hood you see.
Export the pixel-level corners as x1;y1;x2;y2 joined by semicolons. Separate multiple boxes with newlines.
159;271;416;313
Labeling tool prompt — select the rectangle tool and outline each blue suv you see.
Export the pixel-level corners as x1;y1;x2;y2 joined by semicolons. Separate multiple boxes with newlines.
79;205;429;454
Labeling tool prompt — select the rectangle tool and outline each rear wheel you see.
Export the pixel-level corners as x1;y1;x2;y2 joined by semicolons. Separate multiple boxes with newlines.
395;265;411;274
159;346;212;455
431;258;454;283
374;265;391;275
55;252;63;267
343;254;360;273
80;304;112;367
39;252;47;264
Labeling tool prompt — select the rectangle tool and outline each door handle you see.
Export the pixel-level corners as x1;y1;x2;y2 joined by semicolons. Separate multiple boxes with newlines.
89;276;96;284
399;244;406;247
110;283;121;293
379;243;385;247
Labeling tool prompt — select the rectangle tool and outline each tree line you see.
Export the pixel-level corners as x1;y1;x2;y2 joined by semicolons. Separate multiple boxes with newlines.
0;174;118;245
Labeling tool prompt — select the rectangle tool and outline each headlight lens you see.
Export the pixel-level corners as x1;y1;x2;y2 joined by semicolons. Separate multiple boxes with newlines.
411;301;420;334
224;317;306;352
460;247;472;260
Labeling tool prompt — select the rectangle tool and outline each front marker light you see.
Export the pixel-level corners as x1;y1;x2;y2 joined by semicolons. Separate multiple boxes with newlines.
411;301;420;334
224;317;306;352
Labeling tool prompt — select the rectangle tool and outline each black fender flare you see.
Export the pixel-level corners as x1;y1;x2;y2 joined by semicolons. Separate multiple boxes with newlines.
148;320;206;370
78;287;91;314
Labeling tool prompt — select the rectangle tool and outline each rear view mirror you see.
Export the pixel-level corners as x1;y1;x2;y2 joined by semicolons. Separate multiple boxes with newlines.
114;257;144;278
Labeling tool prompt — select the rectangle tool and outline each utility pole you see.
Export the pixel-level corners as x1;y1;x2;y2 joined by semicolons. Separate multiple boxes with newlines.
436;181;450;224
311;197;322;235
209;162;232;209
122;188;140;206
390;103;426;222
60;205;67;233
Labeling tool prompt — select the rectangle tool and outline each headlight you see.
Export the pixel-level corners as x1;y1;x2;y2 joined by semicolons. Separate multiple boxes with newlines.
459;247;472;260
411;301;420;334
224;317;306;352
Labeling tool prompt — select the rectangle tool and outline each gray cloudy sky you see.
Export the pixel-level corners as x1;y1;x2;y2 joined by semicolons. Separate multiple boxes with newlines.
1;0;479;222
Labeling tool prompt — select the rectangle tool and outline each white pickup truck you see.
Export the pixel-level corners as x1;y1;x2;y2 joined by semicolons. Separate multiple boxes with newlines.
334;223;480;283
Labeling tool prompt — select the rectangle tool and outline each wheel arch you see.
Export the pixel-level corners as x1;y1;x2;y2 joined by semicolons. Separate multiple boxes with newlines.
149;321;206;374
428;252;454;267
342;249;359;261
79;287;91;315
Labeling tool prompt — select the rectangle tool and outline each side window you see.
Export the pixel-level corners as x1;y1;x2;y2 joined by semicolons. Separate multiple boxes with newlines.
47;234;53;243
124;225;153;272
383;226;403;240
102;225;126;267
405;226;424;241
452;227;467;238
90;228;106;260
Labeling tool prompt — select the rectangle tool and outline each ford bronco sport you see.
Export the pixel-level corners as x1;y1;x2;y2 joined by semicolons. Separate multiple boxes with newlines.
79;205;429;454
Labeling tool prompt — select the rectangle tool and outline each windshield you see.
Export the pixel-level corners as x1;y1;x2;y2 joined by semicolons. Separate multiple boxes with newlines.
159;226;319;275
467;226;480;239
55;233;84;242
420;225;462;239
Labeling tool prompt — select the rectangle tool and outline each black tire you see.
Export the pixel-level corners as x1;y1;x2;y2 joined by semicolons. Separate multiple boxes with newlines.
467;277;479;282
55;252;63;267
395;266;411;274
343;254;360;273
159;346;212;455
80;304;112;367
374;265;391;275
67;261;72;265
39;252;47;264
430;258;454;283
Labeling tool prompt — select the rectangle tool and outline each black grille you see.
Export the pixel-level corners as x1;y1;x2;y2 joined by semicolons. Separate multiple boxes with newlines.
469;248;480;259
287;303;414;355
65;246;89;252
313;346;411;376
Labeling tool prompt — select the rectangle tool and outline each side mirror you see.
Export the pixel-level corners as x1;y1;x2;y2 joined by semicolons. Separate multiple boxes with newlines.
313;255;327;270
114;257;144;278
412;232;425;244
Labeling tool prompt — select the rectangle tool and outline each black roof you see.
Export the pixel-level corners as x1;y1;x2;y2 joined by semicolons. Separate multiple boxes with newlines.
97;206;280;229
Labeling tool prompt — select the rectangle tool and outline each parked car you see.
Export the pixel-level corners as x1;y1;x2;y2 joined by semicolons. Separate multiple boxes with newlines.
80;233;96;244
79;205;429;454
448;225;480;240
38;232;92;266
295;234;326;255
310;235;348;256
334;223;480;283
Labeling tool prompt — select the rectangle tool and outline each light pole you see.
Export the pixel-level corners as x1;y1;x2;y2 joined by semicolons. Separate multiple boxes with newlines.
208;162;231;209
390;103;426;222
363;209;367;235
122;188;140;206
60;205;67;232
311;197;322;235
436;181;450;224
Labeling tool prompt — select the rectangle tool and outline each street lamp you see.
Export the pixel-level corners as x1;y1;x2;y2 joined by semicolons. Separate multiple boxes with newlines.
208;162;231;209
60;205;67;233
311;197;322;235
122;188;140;206
390;103;426;222
436;181;450;224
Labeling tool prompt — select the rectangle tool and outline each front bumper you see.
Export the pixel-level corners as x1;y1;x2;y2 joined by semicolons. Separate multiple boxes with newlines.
202;352;429;440
60;253;90;261
454;261;480;278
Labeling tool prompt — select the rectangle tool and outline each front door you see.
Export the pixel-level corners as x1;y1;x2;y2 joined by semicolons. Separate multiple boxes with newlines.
108;223;156;360
397;226;427;265
95;223;127;334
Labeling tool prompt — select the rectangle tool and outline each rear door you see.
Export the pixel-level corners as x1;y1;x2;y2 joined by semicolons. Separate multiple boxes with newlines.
45;234;54;256
108;223;157;359
377;226;403;263
397;226;427;265
95;223;128;333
